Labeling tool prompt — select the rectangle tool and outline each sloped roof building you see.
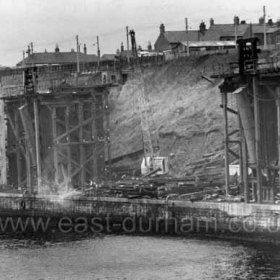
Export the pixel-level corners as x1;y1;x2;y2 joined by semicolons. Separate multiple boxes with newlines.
17;45;98;67
243;24;280;46
154;18;250;52
202;23;249;41
154;23;206;51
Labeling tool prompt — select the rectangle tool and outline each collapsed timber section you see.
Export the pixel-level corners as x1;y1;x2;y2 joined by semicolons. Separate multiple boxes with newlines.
0;85;111;193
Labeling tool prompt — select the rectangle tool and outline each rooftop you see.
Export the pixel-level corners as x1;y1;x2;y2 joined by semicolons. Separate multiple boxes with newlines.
17;51;98;66
201;24;250;40
250;24;280;34
164;30;202;43
180;40;236;47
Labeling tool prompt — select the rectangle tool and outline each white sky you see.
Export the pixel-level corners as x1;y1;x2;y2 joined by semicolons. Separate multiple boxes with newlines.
0;0;280;66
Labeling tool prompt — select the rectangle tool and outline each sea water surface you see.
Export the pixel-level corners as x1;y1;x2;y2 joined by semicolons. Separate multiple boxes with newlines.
0;235;279;280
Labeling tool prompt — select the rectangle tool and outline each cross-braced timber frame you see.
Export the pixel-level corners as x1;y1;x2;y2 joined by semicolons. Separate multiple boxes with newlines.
0;85;111;193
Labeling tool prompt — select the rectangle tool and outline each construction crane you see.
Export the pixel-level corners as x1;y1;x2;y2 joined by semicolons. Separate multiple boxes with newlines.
129;30;169;176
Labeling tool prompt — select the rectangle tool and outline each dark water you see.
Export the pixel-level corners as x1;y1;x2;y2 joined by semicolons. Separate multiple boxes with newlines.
0;235;279;280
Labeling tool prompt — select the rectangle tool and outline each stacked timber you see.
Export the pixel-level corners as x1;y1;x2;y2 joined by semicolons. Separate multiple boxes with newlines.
184;145;239;188
108;179;158;199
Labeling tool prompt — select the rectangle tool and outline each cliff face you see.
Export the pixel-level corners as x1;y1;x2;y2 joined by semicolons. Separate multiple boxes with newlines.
109;54;238;176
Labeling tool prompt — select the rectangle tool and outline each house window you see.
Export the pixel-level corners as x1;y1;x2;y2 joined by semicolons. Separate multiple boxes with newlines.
276;35;280;44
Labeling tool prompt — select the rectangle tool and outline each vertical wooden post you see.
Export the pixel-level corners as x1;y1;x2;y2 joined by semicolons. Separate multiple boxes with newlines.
238;114;244;195
19;104;36;166
15;111;22;186
276;87;280;193
91;98;98;180
65;105;71;190
253;75;262;203
243;138;249;203
33;98;42;191
19;104;35;194
104;91;111;179
0;101;7;185
222;91;229;195
98;95;105;178
26;138;32;193
52;107;59;185
78;102;85;187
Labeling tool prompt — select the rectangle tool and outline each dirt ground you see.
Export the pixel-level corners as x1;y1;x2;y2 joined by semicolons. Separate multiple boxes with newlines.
109;53;238;176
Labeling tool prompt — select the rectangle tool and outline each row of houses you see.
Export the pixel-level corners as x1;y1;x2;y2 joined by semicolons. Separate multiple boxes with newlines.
17;44;116;67
10;16;280;70
154;17;280;54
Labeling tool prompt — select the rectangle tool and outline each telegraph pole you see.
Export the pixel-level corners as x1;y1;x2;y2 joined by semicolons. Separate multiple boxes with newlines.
185;18;190;56
263;6;267;49
126;26;130;63
234;15;238;48
97;36;100;69
30;42;33;54
22;51;26;67
76;35;80;73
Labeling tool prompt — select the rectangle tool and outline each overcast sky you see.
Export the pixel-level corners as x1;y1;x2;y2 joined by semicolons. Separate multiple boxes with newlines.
1;0;280;66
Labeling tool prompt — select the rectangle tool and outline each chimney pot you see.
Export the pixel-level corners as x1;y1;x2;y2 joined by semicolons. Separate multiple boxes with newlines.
268;19;273;26
234;16;240;25
160;23;165;34
55;43;60;53
83;43;87;54
199;21;206;34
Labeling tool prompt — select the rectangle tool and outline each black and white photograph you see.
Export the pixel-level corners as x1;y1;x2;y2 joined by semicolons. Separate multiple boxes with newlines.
1;0;280;279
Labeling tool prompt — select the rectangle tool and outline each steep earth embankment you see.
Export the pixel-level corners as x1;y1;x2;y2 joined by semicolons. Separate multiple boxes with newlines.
109;53;238;177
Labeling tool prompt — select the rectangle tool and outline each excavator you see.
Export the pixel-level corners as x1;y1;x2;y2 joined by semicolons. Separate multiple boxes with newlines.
129;30;169;177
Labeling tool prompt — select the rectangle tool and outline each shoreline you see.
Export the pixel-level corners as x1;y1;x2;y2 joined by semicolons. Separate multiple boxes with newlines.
0;193;280;244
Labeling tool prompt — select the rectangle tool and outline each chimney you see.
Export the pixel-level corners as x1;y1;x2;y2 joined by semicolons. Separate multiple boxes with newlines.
83;43;87;54
147;41;152;51
71;48;75;52
121;42;124;52
26;45;31;56
199;21;206;34
259;17;264;24
240;20;246;24
234;16;240;25
268;19;273;26
160;23;165;34
210;18;214;27
55;43;59;53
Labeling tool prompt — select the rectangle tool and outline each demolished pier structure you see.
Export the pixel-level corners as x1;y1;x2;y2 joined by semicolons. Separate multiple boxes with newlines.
0;68;111;194
217;37;280;203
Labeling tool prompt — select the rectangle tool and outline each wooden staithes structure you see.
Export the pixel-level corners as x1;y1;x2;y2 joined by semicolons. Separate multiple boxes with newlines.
0;81;111;193
216;38;280;203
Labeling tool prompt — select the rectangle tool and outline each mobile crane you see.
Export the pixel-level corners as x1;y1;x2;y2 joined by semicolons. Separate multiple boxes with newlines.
129;30;169;176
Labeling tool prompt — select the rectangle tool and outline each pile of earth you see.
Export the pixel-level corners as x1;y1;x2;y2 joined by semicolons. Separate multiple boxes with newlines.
109;53;239;177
